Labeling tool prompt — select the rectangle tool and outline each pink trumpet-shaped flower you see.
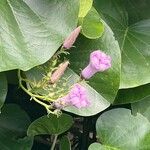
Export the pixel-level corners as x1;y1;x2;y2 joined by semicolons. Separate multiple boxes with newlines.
54;84;90;109
81;50;111;79
63;26;81;49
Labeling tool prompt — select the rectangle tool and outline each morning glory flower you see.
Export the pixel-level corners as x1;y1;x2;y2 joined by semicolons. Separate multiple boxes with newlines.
54;84;90;109
81;50;111;79
63;26;81;49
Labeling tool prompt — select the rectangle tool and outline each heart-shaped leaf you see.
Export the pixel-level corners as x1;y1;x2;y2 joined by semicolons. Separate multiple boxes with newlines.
0;104;33;150
0;73;7;110
0;0;79;72
96;108;150;150
94;0;150;88
27;113;73;136
69;22;121;103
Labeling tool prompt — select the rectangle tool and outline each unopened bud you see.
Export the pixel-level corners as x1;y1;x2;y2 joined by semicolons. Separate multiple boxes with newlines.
50;61;69;83
63;26;81;49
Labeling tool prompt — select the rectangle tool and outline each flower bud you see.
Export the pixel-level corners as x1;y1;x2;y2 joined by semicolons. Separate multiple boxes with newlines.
81;50;111;79
63;26;81;49
50;61;69;84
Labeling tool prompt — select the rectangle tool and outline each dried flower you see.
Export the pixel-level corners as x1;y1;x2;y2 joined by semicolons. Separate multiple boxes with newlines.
81;50;111;79
54;84;90;109
50;61;69;84
63;26;81;49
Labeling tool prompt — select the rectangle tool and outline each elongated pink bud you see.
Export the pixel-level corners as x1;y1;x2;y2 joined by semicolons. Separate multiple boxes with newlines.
81;50;111;79
63;26;81;49
50;61;69;83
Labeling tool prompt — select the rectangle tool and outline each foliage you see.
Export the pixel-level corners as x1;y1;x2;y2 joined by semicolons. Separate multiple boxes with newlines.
0;0;149;149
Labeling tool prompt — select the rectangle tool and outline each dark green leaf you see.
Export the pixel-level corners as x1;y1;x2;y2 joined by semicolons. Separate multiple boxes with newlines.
114;83;150;104
27;113;73;136
0;0;79;72
0;73;7;110
60;136;71;150
94;0;150;88
0;104;33;150
96;108;150;150
69;22;121;103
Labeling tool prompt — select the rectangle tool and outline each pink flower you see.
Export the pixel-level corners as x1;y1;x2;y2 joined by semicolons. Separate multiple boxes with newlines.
68;84;90;108
54;84;90;109
63;26;81;49
81;50;111;79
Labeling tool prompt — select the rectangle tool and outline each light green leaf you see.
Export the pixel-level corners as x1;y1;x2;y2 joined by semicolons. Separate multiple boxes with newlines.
27;113;73;136
114;83;150;104
79;0;93;18
0;0;79;72
94;0;150;88
132;96;150;121
0;73;7;110
60;136;71;150
96;108;150;150
81;7;104;39
0;104;33;150
25;67;110;116
88;143;118;150
69;22;121;103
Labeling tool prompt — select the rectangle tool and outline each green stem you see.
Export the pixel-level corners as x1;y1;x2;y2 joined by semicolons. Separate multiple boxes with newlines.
50;134;58;150
18;70;54;114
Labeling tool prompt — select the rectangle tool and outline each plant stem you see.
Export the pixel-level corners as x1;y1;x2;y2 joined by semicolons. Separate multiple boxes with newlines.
50;134;58;150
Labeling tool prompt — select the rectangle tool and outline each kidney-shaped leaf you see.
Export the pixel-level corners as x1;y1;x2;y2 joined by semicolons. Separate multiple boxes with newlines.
0;73;7;110
27;113;73;136
0;104;33;150
96;108;150;150
0;0;79;72
94;0;150;88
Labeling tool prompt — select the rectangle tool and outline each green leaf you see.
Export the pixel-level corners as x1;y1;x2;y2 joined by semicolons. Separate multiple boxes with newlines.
69;22;121;103
0;0;79;72
27;113;73;136
96;108;150;150
0;73;7;110
94;0;150;88
79;0;93;18
25;67;110;116
0;104;33;150
132;96;150;121
60;136;71;150
88;143;118;150
88;143;102;150
114;83;150;104
81;7;104;39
